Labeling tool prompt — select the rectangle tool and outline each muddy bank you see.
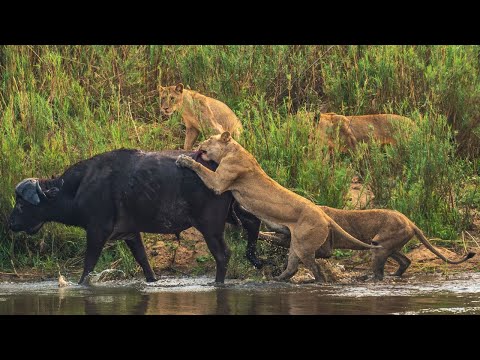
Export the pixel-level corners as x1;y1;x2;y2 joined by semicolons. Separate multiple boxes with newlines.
2;236;478;285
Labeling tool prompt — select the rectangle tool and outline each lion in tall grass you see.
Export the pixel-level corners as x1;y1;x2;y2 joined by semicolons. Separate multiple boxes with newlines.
310;112;414;152
159;83;243;150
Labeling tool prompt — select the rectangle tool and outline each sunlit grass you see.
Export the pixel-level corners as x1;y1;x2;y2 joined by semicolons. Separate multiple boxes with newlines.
1;45;479;276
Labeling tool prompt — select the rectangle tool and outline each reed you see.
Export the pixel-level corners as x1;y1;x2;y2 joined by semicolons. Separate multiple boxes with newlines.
1;45;478;275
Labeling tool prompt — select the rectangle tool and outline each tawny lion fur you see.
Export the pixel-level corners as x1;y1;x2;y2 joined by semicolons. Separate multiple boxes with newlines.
311;113;413;152
159;83;243;150
264;206;475;280
175;132;381;282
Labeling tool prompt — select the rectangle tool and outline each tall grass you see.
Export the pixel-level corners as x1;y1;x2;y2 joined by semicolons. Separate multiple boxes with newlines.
1;45;479;275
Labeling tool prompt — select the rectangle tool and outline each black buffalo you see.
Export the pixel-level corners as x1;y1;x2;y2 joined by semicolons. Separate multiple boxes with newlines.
8;149;262;284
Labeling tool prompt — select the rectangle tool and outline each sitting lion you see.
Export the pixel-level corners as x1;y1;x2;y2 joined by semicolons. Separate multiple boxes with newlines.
263;206;475;280
312;113;414;152
159;83;243;150
175;132;381;283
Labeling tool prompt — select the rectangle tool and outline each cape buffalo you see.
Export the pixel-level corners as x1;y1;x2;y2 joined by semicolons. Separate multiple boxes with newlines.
8;149;262;285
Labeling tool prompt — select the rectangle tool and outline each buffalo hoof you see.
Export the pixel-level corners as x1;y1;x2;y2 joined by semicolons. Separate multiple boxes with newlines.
357;274;383;282
146;277;158;283
78;273;93;286
207;281;226;287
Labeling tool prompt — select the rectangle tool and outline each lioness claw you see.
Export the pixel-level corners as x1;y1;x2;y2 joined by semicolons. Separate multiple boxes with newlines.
176;155;193;168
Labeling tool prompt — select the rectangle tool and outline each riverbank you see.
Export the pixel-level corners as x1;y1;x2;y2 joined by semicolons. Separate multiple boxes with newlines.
2;225;478;285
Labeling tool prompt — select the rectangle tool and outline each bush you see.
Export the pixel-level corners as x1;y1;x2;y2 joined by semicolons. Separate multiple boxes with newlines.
1;45;478;275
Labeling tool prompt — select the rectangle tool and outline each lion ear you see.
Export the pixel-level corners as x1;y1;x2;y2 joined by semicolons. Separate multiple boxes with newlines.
175;83;184;93
220;131;231;143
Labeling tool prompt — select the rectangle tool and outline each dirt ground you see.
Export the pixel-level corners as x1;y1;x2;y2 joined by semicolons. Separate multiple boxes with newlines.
1;229;478;284
143;227;216;275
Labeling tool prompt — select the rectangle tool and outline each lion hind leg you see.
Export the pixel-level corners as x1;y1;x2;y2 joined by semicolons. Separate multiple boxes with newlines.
390;251;411;277
298;252;327;283
292;221;329;254
275;250;300;281
370;235;394;281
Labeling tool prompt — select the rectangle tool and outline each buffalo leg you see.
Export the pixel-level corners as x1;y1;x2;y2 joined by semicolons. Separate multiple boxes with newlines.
231;202;263;268
124;232;157;282
196;224;230;284
79;227;111;285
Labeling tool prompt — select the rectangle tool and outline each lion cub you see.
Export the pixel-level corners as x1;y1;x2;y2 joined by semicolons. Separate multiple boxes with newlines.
159;83;243;150
176;131;381;282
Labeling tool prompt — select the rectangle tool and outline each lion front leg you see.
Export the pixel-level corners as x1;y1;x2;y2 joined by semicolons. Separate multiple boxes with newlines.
176;155;232;195
176;154;197;169
184;127;200;151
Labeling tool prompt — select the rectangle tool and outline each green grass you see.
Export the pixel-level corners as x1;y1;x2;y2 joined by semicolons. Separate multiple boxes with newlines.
1;45;480;277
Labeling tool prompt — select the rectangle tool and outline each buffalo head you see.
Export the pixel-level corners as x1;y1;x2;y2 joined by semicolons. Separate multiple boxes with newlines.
9;178;64;235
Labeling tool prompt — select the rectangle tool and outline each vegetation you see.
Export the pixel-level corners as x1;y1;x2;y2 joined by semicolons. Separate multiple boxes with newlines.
1;45;480;278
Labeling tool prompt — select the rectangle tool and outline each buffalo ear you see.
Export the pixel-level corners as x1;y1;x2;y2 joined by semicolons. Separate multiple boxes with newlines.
220;131;231;143
175;83;184;93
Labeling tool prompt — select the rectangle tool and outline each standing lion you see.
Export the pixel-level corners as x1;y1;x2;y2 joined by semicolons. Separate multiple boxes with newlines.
159;83;243;150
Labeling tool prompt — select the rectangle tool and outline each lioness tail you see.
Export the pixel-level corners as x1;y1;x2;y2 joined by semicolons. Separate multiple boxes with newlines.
326;215;382;250
413;225;475;264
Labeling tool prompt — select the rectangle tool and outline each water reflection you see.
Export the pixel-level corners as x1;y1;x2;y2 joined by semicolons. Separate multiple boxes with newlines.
1;276;480;315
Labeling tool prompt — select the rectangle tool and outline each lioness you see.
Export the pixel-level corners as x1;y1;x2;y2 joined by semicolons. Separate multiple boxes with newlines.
263;206;475;280
159;83;243;150
175;132;381;282
313;113;413;152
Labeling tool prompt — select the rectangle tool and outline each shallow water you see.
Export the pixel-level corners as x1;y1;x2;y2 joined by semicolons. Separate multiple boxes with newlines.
1;273;480;315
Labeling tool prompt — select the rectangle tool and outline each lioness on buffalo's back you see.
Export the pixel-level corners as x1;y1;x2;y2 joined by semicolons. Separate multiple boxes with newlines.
159;83;243;150
176;131;382;282
8;149;264;285
263;206;475;280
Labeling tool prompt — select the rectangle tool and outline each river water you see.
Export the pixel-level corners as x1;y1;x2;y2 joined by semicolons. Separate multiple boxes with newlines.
1;273;480;315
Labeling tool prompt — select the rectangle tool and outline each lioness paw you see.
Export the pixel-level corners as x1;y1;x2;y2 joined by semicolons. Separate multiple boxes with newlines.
176;154;194;168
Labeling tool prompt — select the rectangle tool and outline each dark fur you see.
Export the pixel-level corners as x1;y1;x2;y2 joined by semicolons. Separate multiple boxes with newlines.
8;149;261;285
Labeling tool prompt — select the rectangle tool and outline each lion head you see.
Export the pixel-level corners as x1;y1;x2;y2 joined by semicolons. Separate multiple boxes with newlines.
197;131;233;162
159;83;184;117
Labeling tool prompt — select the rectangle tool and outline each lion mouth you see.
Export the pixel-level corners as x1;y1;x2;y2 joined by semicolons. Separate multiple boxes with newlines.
199;150;209;161
161;109;173;118
192;150;210;162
